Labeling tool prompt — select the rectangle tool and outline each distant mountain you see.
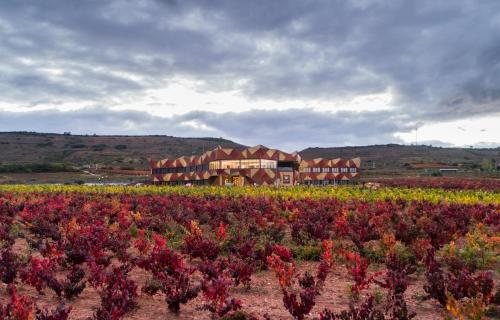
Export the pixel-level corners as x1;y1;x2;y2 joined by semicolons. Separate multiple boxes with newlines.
0;132;245;169
299;144;499;172
0;132;498;174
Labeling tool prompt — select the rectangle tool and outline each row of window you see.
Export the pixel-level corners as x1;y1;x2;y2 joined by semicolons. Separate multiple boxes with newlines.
152;159;279;174
153;163;358;175
209;159;277;170
154;180;210;186
303;179;355;185
301;167;357;173
152;164;209;174
153;179;356;186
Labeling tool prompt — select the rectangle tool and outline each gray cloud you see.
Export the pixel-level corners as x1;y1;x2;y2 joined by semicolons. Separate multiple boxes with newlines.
0;0;499;143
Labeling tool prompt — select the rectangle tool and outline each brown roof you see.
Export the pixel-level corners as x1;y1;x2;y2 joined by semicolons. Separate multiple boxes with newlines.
151;145;361;169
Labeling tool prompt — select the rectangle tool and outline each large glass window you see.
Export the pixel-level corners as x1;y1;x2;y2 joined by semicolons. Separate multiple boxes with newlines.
341;167;348;173
312;167;320;173
260;159;277;169
321;168;330;173
350;168;357;173
332;167;339;173
241;159;260;169
209;161;220;170
220;160;240;169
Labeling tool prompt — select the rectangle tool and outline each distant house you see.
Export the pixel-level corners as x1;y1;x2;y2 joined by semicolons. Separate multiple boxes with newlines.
150;145;361;186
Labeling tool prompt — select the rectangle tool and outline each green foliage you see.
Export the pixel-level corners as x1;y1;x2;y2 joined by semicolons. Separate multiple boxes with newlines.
291;245;322;261
69;143;86;149
440;223;499;271
36;142;54;147
92;144;107;151
393;242;417;266
480;158;495;171
115;144;128;150
0;163;77;173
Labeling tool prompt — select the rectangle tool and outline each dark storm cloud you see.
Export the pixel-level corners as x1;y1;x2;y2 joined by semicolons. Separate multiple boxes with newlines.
0;107;408;150
0;0;499;142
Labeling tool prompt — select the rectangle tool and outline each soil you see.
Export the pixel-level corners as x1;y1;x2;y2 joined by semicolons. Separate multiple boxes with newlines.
0;261;447;320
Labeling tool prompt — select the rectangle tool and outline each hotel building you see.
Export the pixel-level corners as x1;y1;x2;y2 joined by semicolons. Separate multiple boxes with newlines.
150;145;360;186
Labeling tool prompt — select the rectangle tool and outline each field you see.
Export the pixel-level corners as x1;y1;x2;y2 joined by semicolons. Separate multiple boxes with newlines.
0;185;498;319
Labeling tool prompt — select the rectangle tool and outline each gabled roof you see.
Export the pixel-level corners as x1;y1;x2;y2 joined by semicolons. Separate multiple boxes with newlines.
151;145;300;168
150;146;361;168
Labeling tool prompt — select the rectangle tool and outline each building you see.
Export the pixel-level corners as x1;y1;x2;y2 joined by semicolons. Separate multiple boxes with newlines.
150;145;360;186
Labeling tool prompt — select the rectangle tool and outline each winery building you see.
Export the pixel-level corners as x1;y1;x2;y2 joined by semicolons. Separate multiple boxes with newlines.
150;145;360;186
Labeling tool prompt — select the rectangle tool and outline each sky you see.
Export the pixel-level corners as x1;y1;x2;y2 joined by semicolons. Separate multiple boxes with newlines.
0;0;499;151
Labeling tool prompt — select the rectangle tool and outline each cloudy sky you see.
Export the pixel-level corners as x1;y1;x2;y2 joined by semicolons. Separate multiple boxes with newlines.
0;0;499;151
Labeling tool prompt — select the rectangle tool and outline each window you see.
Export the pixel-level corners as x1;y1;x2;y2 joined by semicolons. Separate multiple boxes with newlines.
340;167;348;173
332;167;339;173
261;159;277;169
301;167;311;173
321;168;330;173
350;168;357;173
312;167;320;173
209;161;220;170
220;160;240;169
241;159;260;169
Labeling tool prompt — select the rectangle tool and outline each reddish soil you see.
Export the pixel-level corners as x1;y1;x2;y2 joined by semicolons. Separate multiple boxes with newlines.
0;261;446;320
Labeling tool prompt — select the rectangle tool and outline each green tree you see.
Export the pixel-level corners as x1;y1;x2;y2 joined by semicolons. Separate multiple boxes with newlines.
480;158;494;171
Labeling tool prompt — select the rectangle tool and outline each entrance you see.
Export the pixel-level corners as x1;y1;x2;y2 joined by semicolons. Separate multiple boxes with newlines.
224;176;244;186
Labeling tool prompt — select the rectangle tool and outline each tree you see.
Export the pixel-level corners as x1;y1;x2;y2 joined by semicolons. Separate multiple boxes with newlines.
480;159;494;171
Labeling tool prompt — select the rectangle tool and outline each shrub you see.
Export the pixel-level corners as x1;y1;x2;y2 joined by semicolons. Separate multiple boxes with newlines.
89;264;138;320
35;304;72;320
424;250;494;306
292;245;322;261
137;234;200;313
201;276;242;318
227;256;254;288
440;223;499;271
20;257;60;295
345;252;379;297
0;249;20;284
0;284;34;320
319;296;385;320
91;144;107;151
267;241;335;320
181;233;220;261
69;143;86;149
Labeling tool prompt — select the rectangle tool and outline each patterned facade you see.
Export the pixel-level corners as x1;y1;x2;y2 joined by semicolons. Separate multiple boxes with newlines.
150;145;360;186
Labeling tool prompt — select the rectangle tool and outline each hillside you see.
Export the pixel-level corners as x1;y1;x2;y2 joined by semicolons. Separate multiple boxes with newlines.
0;132;498;175
0;132;245;169
300;144;499;175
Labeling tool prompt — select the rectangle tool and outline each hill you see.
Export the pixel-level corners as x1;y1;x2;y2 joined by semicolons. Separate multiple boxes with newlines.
0;132;498;176
299;144;499;176
0;132;244;170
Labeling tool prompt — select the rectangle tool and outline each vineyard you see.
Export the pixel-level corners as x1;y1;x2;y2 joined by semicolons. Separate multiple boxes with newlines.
0;185;498;319
370;177;500;192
